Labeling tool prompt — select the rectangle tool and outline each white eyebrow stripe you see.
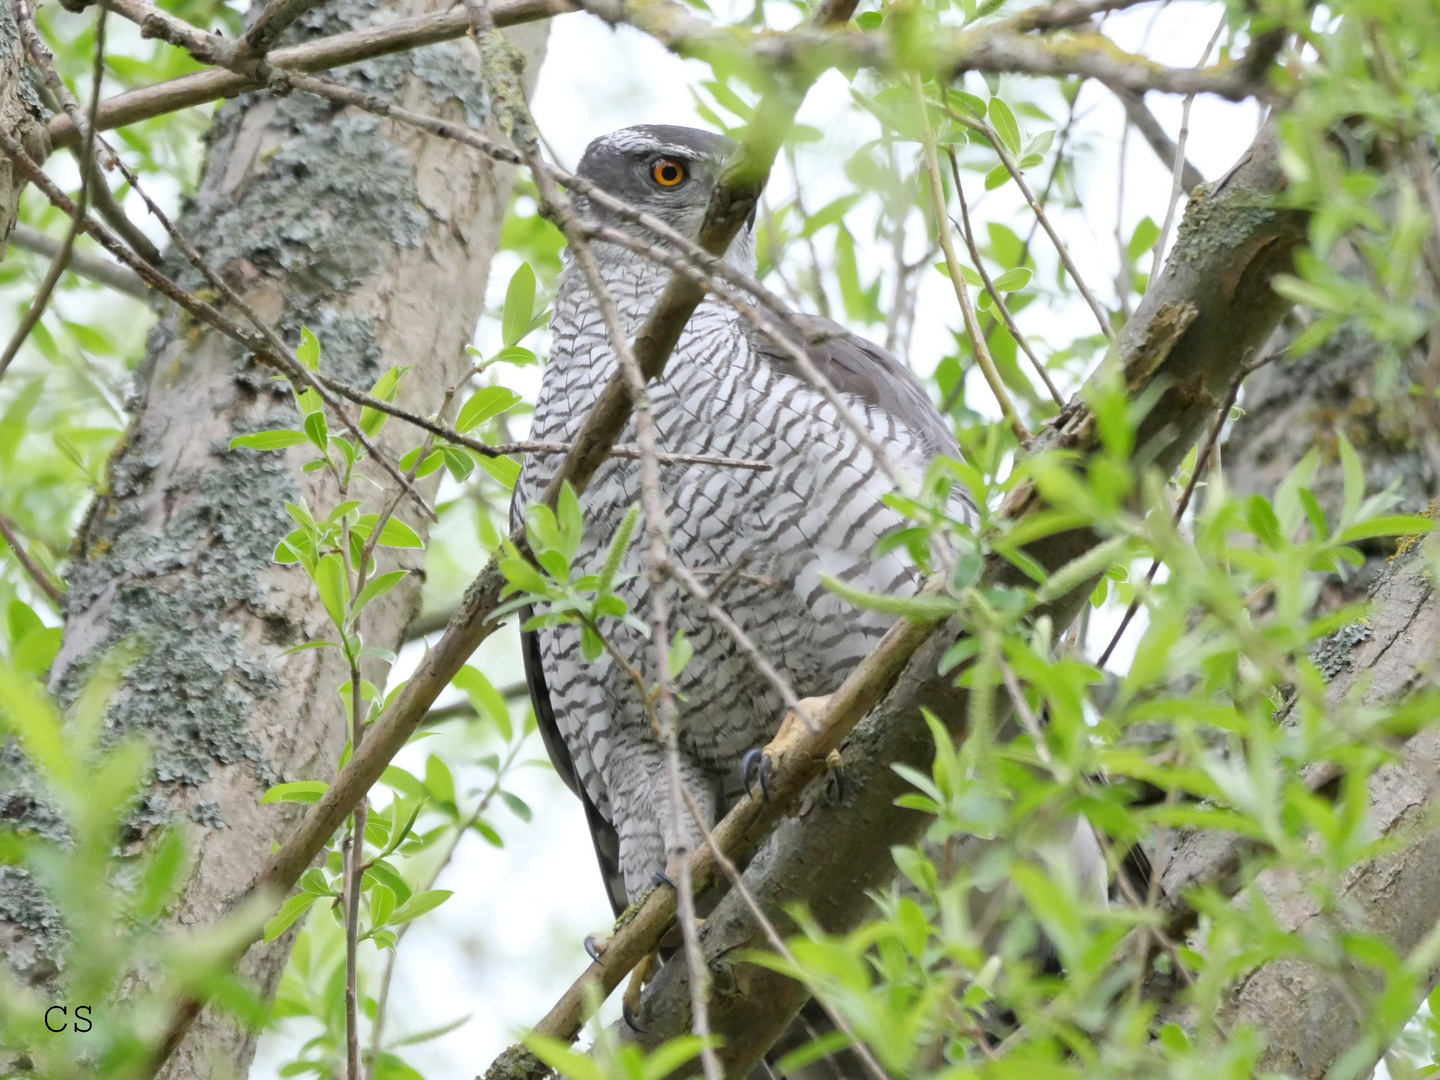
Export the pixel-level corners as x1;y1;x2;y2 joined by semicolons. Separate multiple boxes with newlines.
592;131;722;163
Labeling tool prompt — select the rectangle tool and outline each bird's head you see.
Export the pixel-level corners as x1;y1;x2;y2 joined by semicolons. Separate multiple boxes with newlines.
573;125;755;266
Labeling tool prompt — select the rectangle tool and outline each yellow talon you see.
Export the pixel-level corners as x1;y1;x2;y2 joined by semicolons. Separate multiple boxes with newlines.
744;695;832;800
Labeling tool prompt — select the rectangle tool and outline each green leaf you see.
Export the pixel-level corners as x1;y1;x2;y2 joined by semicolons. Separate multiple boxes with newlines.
526;1036;606;1080
475;453;521;489
303;410;328;453
1337;515;1435;543
441;445;475;482
985;163;1011;190
502;263;538;347
988;96;1022;155
365;859;413;906
389;1014;472;1048
992;267;1032;291
475;820;504;847
354;570;409;616
1339;433;1365;523
300;868;331;895
457;386;522;433
264;892;319;942
230;430;308;452
425;754;456;806
389;889;452;926
490;345;538;367
669;628;694;679
1127;216;1161;260
453;665;513;740
260;780;330;804
821;574;957;620
355;515;425;549
501;791;532;822
361;366;406;438
369;883;396;928
314;553;350;629
296;326;321;370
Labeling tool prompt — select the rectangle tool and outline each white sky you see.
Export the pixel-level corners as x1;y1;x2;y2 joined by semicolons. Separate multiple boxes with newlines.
256;3;1266;1076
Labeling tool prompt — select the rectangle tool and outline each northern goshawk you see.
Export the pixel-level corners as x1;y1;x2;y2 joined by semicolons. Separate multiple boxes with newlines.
513;124;984;918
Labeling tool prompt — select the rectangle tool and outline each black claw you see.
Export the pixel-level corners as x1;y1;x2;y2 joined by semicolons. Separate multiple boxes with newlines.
584;934;604;963
650;870;676;891
741;747;763;795
828;762;846;803
622;1002;646;1033
741;747;775;801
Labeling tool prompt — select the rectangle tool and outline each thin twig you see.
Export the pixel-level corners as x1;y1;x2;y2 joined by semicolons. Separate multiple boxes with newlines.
46;0;571;148
947;146;1065;408
517;75;725;1074
1094;350;1264;669
913;76;1030;444
951;104;1116;342
1150;16;1226;286
5;224;149;299
0;512;66;607
1115;88;1205;195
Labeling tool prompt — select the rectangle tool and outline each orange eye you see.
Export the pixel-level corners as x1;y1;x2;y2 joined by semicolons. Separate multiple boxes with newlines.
651;158;686;187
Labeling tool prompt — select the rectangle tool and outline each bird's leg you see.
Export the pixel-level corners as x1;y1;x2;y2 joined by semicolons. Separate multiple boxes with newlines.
825;747;846;803
622;950;660;1031
741;695;832;801
585;868;671;962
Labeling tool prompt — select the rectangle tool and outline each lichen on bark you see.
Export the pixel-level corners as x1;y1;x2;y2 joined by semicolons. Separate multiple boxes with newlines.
0;4;548;1076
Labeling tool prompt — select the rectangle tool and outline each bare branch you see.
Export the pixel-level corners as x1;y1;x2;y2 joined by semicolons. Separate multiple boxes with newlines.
240;0;328;57
5;224;145;298
1115;88;1206;195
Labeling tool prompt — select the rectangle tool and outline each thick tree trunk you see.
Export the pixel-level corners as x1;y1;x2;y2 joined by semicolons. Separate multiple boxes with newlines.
0;8;545;1079
625;124;1309;1076
1210;541;1439;1076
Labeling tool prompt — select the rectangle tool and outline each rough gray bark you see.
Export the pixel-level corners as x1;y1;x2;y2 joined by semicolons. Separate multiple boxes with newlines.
0;0;48;254
0;7;545;1078
1206;541;1439;1076
624;124;1309;1076
1159;261;1440;1077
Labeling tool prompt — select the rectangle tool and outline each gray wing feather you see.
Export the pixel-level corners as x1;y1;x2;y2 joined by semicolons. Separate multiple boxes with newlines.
746;312;960;459
520;615;629;917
